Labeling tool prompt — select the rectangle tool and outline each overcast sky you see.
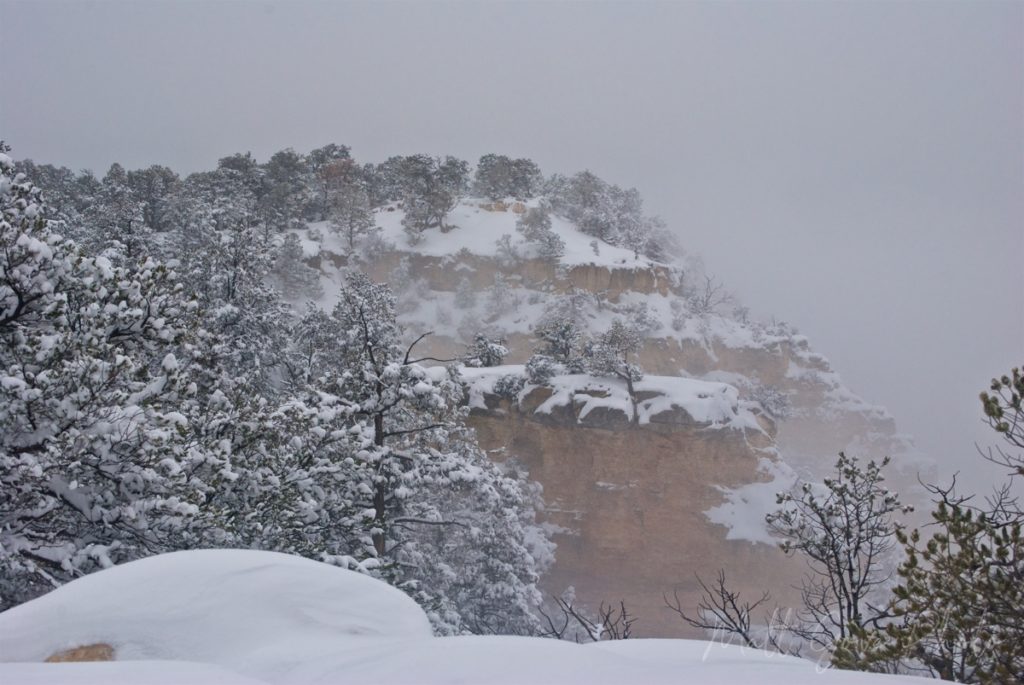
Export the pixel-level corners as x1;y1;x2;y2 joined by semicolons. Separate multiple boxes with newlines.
2;0;1021;492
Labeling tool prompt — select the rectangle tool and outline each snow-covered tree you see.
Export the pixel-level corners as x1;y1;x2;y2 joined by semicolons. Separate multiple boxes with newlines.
533;319;587;372
473;154;542;201
766;454;910;658
272;233;323;301
494;233;521;266
399;155;469;239
328;180;375;252
309;273;546;633
464;334;508;368
80;163;151;264
526;354;559;385
516;206;564;261
485;273;517;320
587;319;644;422
306;143;352;220
126;165;179;233
0;151;204;607
259;148;309;233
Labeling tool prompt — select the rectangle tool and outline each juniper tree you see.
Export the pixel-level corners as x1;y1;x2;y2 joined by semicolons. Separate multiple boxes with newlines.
516;206;564;261
473;155;542;201
587;319;644;423
400;155;469;239
464;334;508;368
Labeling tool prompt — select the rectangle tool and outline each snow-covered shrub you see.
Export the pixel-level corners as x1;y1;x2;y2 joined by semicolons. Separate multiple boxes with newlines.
526;354;559;385
464;334;508;368
493;373;526;400
750;384;792;420
624;302;661;337
486;273;519;319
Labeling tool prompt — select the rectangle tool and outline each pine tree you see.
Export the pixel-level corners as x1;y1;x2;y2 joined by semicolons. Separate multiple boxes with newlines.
0;150;206;607
81;163;151;264
836;367;1024;683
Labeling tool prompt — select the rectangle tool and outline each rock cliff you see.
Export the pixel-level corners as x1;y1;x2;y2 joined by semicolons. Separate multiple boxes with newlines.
302;197;928;635
460;369;801;637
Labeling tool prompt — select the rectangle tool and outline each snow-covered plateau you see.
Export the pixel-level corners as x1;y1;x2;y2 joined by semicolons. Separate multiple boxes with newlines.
0;549;933;684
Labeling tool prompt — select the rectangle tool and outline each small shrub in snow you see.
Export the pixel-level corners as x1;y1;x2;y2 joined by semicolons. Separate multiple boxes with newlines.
464;334;508;368
750;384;792;420
493;373;526;400
526;354;559;385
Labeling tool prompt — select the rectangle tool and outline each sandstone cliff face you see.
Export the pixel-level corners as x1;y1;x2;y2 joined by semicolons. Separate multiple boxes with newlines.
357;251;680;301
464;376;800;638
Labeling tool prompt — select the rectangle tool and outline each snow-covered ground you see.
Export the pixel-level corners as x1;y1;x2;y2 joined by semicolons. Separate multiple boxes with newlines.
0;550;933;684
374;198;657;268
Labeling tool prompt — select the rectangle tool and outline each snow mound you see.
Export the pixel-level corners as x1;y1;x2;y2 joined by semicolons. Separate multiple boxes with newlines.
0;549;431;667
704;457;800;544
0;550;933;684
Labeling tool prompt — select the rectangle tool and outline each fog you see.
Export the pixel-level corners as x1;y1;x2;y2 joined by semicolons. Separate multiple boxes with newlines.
2;0;1020;493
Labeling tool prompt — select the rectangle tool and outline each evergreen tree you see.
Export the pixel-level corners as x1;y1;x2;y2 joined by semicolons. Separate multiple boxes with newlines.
464;334;508;367
587;319;644;422
836;368;1024;683
399;155;469;239
327;178;374;252
516;206;565;261
474;154;542;200
306;143;352;220
0;150;204;607
260;148;309;233
272;233;323;301
81;163;151;264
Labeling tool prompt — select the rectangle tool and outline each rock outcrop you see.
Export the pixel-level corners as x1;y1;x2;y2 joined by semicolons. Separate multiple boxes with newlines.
304;197;929;636
463;370;801;637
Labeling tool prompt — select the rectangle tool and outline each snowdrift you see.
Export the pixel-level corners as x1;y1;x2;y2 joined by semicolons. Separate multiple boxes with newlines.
0;550;932;684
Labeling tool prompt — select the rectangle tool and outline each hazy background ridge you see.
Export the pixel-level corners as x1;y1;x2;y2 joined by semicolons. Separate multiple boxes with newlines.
1;0;1020;492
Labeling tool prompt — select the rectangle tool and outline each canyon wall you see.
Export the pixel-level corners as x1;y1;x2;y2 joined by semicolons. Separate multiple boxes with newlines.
466;381;801;638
